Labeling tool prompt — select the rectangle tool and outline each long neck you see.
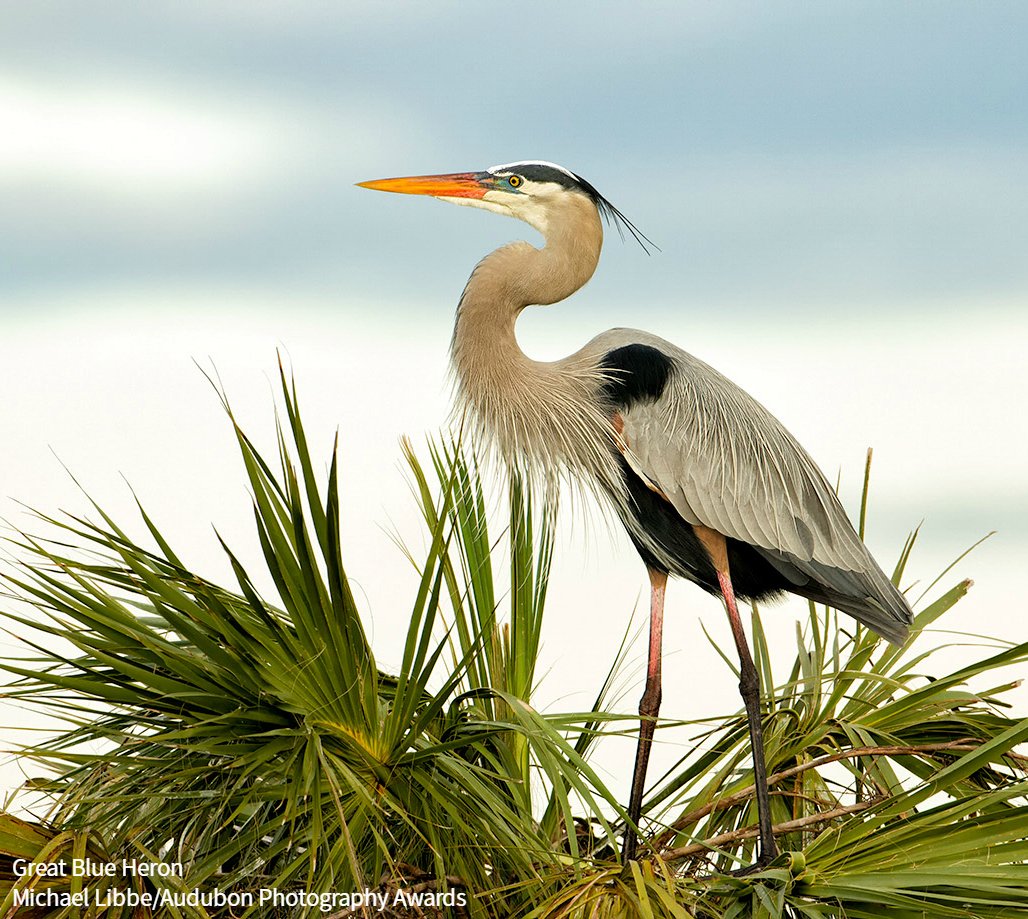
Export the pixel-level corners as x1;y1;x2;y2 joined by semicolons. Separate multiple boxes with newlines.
450;197;603;391
449;199;610;476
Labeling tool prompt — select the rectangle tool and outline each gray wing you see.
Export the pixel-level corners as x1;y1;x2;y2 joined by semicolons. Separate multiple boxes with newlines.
589;328;912;642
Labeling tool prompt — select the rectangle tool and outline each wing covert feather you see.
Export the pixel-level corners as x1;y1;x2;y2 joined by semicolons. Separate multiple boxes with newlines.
586;327;911;641
613;342;868;573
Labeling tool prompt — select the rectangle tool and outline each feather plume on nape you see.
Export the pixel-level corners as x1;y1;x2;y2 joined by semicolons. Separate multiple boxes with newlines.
594;192;659;255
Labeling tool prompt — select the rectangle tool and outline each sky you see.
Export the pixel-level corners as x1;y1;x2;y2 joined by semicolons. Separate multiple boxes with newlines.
1;2;1026;808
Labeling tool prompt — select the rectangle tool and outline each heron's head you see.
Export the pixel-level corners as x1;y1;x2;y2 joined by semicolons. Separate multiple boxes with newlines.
358;160;653;250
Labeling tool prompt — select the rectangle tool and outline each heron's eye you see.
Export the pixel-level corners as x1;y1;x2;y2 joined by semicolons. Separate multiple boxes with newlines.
508;175;523;188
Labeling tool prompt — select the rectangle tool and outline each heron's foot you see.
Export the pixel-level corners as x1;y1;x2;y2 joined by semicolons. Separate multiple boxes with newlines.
730;851;776;877
621;828;659;866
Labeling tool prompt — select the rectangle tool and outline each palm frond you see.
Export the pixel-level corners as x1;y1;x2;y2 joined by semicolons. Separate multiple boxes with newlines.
1;366;1024;919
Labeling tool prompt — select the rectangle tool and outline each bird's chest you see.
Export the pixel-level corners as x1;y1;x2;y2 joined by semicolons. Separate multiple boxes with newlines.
453;358;622;488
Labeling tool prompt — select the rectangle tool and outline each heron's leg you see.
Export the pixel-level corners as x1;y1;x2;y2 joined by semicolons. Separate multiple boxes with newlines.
716;566;778;865
623;566;667;863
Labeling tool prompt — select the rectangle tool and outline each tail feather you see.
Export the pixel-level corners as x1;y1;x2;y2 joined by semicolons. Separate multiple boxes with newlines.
758;547;913;646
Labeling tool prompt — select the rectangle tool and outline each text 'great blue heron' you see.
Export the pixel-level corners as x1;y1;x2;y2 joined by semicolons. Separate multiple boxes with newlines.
358;161;913;865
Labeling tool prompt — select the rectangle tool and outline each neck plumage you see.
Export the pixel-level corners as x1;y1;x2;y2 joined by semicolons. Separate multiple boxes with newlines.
449;200;616;484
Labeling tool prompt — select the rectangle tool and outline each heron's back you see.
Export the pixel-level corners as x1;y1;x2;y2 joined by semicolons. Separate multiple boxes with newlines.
583;327;913;645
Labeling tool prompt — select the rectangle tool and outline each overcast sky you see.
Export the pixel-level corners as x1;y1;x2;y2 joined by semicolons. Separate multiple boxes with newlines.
2;1;1026;804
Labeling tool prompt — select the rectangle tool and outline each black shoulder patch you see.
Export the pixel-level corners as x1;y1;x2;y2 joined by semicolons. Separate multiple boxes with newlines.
600;344;675;409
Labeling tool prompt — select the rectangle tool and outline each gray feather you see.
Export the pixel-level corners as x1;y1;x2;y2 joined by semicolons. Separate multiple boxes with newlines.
583;327;913;643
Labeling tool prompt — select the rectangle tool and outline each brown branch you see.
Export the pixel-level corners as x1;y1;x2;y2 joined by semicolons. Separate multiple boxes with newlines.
662;800;877;862
654;739;977;852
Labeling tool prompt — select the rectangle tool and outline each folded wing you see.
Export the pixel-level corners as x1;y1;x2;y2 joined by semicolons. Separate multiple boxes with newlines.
593;328;913;644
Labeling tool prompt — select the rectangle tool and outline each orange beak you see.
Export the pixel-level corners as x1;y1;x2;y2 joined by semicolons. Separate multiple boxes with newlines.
356;171;489;199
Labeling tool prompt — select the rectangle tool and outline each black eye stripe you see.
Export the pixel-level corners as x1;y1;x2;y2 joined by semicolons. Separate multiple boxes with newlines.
496;163;582;189
488;161;657;253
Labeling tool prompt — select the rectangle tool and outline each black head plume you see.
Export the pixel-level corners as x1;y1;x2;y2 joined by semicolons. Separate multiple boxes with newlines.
489;160;659;255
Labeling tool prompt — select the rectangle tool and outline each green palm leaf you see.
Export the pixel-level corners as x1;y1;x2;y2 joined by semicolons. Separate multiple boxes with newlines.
1;365;1024;918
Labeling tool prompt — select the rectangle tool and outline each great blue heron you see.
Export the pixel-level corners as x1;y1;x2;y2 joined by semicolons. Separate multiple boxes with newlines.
358;161;913;865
